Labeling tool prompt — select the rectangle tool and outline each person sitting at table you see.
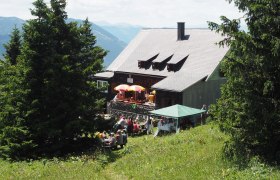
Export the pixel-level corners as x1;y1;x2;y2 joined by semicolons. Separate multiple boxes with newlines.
137;91;145;102
116;130;123;145
106;133;116;146
148;93;155;103
119;116;127;129
145;117;153;134
157;119;162;128
126;117;133;134
130;96;135;102
113;115;126;132
133;120;140;133
99;131;107;139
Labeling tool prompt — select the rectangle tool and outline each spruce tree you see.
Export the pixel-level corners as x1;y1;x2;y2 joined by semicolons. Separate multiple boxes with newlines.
21;0;106;153
209;0;280;163
0;63;34;159
77;19;107;133
0;28;34;159
0;0;106;158
3;27;21;65
21;0;54;152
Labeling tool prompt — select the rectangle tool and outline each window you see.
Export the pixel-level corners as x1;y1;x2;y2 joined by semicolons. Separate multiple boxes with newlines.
97;80;109;93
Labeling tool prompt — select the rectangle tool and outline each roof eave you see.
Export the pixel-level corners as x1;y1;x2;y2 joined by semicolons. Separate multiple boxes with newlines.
151;87;182;93
114;71;167;78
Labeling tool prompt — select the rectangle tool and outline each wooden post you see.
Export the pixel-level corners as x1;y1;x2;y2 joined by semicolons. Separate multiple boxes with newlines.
176;118;180;133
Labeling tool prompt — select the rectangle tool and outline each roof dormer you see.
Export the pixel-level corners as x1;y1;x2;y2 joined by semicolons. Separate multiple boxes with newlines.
167;55;188;72
138;54;159;69
152;55;173;71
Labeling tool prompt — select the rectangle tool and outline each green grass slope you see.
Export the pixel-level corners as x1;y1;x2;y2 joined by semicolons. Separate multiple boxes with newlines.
0;124;279;179
108;125;280;180
106;125;227;179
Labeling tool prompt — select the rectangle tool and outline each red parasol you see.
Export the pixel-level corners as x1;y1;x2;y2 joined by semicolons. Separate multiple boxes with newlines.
114;84;130;91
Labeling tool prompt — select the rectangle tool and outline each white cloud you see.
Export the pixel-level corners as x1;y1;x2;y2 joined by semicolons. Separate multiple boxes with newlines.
0;1;34;19
0;0;244;27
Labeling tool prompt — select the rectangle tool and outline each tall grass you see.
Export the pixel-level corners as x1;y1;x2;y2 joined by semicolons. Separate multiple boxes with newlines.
0;124;279;179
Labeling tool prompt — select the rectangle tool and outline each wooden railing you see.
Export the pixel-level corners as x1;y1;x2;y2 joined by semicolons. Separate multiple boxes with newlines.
107;100;156;117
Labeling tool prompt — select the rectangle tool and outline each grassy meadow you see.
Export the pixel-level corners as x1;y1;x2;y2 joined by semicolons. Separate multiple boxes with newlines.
1;124;280;179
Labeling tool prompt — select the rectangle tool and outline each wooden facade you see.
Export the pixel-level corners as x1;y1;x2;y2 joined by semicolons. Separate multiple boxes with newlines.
95;71;225;111
182;79;226;109
110;72;164;95
155;90;183;109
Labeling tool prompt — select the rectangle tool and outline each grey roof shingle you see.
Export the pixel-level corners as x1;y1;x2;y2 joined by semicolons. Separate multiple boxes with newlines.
107;28;229;92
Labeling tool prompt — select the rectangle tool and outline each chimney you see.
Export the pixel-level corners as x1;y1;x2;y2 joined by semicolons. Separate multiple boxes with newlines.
177;22;185;41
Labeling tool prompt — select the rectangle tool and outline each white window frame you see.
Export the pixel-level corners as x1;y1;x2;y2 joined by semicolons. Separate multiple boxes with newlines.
97;80;108;93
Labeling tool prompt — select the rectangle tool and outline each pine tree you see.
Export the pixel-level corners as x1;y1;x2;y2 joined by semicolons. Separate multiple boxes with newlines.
208;0;280;163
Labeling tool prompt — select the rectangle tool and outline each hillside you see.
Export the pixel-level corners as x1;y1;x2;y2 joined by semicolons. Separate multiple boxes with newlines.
98;22;141;44
0;17;127;67
0;124;279;179
0;17;25;35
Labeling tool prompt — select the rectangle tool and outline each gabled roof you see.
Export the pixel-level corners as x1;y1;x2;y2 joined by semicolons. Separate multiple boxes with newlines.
107;28;229;92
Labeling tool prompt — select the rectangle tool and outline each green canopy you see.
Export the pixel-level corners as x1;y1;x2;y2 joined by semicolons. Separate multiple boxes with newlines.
150;104;206;118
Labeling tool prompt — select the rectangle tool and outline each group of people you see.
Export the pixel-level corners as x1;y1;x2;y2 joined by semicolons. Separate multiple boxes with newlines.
97;129;127;148
96;114;154;149
113;115;153;135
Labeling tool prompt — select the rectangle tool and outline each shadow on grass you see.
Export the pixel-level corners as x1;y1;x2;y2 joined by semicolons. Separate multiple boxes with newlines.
2;137;122;163
221;140;280;171
92;145;131;168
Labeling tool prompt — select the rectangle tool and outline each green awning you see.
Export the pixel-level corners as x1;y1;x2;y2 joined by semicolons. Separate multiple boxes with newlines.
150;104;205;118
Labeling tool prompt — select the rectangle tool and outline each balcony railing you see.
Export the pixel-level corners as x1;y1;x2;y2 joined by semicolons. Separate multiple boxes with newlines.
107;100;156;117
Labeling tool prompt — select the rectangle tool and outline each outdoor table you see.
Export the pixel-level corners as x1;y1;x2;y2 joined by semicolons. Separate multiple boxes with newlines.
158;123;175;132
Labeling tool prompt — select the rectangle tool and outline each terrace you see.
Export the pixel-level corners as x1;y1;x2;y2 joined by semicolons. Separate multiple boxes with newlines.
106;84;156;117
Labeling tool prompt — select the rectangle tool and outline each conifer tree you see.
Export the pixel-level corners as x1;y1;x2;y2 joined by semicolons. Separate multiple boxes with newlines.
22;0;106;153
77;18;107;133
209;0;280;163
0;27;34;159
0;0;106;158
0;63;34;159
3;27;21;65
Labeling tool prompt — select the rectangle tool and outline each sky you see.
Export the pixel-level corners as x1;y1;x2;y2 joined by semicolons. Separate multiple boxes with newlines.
0;0;244;28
